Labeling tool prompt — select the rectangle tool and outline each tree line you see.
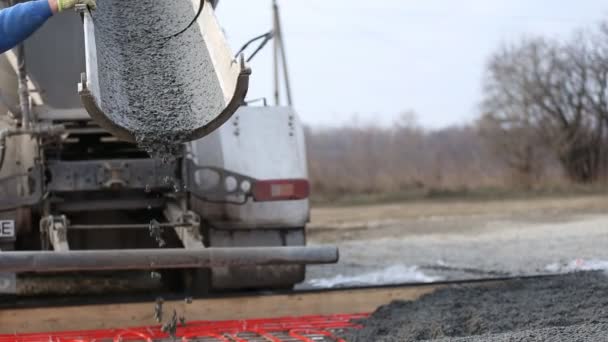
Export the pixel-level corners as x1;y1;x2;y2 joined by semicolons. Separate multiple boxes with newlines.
306;114;541;197
307;18;608;198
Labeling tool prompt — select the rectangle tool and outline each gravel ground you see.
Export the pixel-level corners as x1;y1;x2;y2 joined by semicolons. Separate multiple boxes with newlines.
344;271;608;341
303;196;608;288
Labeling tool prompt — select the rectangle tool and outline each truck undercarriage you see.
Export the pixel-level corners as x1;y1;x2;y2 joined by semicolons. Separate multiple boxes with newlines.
0;0;337;295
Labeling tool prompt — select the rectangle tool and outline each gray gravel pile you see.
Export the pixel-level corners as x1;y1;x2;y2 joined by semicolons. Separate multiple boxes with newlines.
346;272;608;341
93;0;224;159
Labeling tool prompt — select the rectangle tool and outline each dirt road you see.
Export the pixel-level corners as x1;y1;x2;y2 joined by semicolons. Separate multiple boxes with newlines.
302;195;608;288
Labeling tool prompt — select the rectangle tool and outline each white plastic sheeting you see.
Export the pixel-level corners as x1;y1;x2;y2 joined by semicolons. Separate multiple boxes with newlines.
307;264;441;288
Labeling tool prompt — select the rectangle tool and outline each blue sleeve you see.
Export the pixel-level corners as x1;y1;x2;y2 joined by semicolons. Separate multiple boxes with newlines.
0;0;53;54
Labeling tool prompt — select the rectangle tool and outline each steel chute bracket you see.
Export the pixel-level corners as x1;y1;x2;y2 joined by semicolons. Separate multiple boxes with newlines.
0;314;368;342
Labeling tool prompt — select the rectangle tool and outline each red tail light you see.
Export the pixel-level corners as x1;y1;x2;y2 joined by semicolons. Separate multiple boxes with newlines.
253;179;310;202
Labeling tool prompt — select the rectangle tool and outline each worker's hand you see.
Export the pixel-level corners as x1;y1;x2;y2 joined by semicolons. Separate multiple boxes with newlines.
56;0;96;12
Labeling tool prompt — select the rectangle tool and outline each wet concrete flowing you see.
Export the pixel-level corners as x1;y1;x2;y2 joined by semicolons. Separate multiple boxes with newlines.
345;271;608;341
93;0;224;159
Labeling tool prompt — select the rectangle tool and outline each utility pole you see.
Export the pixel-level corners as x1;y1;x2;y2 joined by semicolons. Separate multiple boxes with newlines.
272;0;293;106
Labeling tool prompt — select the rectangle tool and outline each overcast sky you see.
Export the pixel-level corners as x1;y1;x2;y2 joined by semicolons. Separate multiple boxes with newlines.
216;1;608;129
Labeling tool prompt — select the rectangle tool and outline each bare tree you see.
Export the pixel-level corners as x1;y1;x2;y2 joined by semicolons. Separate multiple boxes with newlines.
481;22;608;183
477;113;546;188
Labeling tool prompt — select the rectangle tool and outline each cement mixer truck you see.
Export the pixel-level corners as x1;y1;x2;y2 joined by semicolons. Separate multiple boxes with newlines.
0;0;337;295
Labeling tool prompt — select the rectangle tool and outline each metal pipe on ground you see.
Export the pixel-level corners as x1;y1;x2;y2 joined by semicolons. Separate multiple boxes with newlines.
0;246;339;273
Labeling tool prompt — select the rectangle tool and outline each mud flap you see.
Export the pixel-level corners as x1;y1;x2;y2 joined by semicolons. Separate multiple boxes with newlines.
0;245;16;295
0;272;15;294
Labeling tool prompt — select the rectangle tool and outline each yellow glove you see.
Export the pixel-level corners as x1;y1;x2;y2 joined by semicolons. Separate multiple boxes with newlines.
57;0;96;12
